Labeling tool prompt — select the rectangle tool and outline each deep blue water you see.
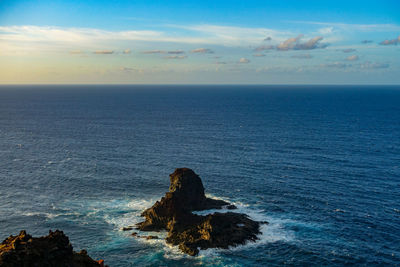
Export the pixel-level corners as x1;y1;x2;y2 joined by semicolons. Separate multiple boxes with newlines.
0;85;399;266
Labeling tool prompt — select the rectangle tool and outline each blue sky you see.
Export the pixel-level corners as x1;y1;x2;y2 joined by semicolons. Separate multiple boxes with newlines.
0;0;399;84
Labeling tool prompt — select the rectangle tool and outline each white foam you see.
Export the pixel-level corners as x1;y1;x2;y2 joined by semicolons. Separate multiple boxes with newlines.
83;195;298;260
23;212;58;219
194;195;295;255
126;198;158;212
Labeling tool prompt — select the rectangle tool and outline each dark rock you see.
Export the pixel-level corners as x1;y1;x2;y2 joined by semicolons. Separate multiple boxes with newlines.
0;230;103;267
145;236;159;240
225;204;237;210
131;232;138;236
166;212;260;256
135;168;263;256
122;227;134;231
136;168;232;231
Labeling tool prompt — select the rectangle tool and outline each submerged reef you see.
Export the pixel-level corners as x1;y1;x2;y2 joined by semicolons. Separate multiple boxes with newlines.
0;230;105;267
134;168;265;256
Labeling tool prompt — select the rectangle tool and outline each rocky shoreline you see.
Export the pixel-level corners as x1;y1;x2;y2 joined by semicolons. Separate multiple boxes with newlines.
0;230;105;267
133;168;266;256
0;168;267;265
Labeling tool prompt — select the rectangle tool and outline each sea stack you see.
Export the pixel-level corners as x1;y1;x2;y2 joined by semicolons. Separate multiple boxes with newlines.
135;168;263;256
0;230;104;267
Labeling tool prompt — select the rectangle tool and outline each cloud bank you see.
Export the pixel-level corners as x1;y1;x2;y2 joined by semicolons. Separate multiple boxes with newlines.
380;36;400;45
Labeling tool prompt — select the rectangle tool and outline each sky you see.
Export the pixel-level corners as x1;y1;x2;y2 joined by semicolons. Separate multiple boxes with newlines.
0;0;399;84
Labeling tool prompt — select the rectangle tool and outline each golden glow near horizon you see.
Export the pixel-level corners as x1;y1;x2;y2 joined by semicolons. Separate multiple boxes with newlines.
1;1;399;84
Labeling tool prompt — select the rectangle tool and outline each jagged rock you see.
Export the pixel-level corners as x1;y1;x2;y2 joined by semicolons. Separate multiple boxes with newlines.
145;236;158;240
136;168;234;231
0;230;103;267
167;212;260;256
135;168;263;256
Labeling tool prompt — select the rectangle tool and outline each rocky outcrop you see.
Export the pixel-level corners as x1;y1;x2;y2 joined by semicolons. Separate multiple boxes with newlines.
135;168;264;256
166;212;261;256
136;168;233;231
0;230;104;267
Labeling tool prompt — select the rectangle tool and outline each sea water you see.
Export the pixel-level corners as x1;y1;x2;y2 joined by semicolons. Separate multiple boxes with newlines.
0;85;399;266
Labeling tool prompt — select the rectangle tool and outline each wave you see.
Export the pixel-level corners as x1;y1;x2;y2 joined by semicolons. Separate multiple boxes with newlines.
22;212;58;219
50;194;298;262
107;194;295;260
195;195;295;256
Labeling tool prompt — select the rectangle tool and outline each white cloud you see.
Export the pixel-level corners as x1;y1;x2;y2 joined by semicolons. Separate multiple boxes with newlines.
168;24;291;44
346;55;359;61
123;49;131;54
239;58;250;63
277;35;327;51
318;27;334;35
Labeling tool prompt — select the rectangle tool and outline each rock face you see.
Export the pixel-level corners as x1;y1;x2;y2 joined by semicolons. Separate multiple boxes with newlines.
0;230;103;267
136;168;232;231
135;168;263;256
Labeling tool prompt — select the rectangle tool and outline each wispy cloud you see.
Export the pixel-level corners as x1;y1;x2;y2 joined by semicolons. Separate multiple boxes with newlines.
119;67;144;73
123;49;131;54
380;36;400;45
171;24;290;45
164;55;187;59
93;50;114;54
254;45;275;51
0;25;162;43
360;61;389;69
120;67;134;71
191;48;214;53
346;55;359;61
321;62;350;68
168;50;185;54
253;54;266;57
289;21;400;32
69;50;83;54
239;58;250;63
361;40;373;44
341;48;356;53
291;54;312;59
142;50;166;54
277;35;327;51
254;35;327;52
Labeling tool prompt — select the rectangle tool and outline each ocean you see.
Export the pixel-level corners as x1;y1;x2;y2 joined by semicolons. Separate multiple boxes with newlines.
0;85;399;266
